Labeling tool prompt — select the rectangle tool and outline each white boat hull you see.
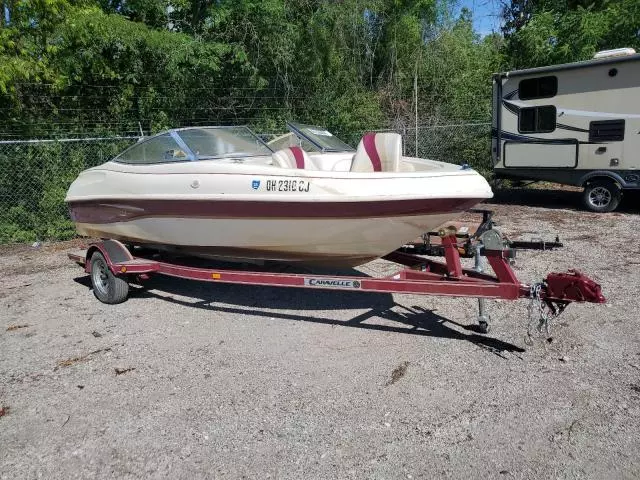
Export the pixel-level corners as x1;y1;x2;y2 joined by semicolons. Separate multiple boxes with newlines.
73;211;468;266
66;154;492;266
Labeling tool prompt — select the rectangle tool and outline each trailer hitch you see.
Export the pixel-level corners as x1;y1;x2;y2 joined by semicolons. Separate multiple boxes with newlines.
543;270;605;304
526;270;605;342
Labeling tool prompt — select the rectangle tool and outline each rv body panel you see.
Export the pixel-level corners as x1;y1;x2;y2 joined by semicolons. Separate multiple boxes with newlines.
503;142;577;168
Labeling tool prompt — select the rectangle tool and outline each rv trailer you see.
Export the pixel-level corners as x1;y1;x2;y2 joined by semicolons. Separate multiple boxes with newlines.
492;48;640;212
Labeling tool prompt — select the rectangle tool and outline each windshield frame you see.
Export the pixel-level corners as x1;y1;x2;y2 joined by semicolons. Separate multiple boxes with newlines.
286;122;355;153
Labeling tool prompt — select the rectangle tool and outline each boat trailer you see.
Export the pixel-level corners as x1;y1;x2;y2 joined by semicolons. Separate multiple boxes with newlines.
69;228;605;334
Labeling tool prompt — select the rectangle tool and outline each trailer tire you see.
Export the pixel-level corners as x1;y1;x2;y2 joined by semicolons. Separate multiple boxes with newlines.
90;252;129;304
582;180;621;213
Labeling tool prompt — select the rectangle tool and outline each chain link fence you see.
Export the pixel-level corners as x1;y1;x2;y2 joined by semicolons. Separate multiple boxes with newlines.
404;123;491;169
0;123;491;244
0;137;138;243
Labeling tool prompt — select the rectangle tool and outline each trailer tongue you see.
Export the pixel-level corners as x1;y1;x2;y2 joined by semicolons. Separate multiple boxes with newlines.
68;227;605;335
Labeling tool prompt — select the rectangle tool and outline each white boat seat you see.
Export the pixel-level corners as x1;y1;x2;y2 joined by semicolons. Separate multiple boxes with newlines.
331;158;354;171
350;133;402;172
272;147;318;170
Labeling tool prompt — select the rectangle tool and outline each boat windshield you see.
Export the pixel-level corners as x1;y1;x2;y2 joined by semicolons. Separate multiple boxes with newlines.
286;122;355;152
176;127;273;159
266;132;321;152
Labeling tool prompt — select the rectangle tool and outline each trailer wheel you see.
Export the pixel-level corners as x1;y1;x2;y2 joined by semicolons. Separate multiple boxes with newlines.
582;180;621;212
90;252;129;304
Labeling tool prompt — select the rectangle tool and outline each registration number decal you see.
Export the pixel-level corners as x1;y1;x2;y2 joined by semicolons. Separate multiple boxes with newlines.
266;179;310;192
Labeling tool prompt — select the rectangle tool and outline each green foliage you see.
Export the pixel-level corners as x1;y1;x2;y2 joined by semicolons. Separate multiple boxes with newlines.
1;0;500;140
97;0;170;29
1;4;257;138
419;15;503;122
503;0;640;68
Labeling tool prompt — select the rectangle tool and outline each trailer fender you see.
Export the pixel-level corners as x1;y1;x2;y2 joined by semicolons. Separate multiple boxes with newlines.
84;239;133;274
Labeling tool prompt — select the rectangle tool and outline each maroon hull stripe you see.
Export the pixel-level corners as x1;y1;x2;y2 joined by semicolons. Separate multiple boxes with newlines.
68;197;483;224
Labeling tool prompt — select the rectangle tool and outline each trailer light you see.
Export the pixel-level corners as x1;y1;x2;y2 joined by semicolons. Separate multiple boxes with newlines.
211;273;221;279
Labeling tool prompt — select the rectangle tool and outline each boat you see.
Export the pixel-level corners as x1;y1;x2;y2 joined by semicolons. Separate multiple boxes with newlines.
65;122;493;266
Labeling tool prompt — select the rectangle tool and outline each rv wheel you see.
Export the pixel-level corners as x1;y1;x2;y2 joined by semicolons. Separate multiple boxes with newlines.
583;180;621;213
90;252;130;304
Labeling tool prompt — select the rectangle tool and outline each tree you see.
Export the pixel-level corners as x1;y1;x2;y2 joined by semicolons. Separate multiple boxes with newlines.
502;0;640;68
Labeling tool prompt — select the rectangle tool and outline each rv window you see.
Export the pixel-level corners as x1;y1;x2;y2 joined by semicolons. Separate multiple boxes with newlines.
519;76;557;100
518;106;556;133
589;120;625;142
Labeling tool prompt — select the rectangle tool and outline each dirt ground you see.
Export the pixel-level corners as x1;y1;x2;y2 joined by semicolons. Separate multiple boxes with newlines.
1;187;640;479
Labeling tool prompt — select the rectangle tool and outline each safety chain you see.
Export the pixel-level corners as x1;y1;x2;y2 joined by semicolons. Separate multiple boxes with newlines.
525;282;565;344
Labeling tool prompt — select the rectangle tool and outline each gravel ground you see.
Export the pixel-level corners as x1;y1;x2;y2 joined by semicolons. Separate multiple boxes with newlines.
1;188;640;479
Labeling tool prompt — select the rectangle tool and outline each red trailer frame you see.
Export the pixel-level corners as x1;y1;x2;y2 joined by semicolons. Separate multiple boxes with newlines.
69;232;605;333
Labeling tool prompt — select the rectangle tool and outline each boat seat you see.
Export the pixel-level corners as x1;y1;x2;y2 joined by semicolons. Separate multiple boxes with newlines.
272;147;318;170
350;133;402;172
